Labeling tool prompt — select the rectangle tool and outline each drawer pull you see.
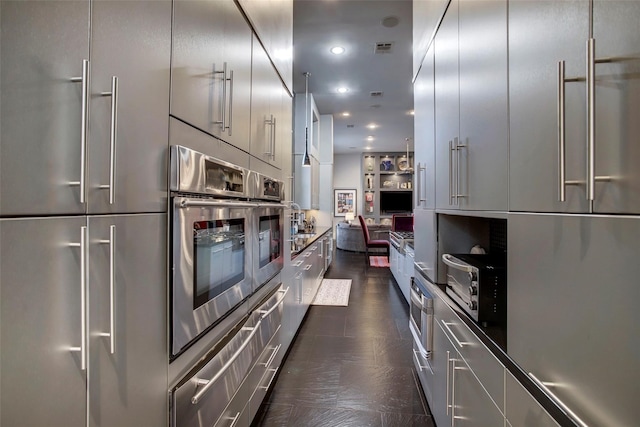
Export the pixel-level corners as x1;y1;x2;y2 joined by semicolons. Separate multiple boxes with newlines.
441;320;469;348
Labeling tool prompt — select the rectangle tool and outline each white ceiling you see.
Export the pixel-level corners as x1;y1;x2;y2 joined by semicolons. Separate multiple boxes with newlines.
292;0;414;155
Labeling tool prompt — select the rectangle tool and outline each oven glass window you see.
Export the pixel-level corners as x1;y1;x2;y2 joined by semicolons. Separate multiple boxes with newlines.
258;214;281;268
193;218;245;309
410;297;422;335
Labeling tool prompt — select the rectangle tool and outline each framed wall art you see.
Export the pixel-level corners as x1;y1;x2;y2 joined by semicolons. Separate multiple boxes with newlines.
334;189;356;217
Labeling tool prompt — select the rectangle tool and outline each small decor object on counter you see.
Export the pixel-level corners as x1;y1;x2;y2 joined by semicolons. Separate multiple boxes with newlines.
334;189;356;216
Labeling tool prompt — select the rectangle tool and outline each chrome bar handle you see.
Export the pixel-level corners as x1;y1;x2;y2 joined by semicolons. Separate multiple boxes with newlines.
227;69;234;135
191;322;262;404
558;60;567;202
100;76;119;204
263;343;282;368
455;138;467;203
221;62;228;131
304;264;312;270
227;412;241;427
258;288;289;319
272;116;277;161
180;200;259;209
264;115;275;156
416;162;422;206
446;350;451;415
99;225;116;354
448;140;454;205
587;38;596;201
69;227;88;370
69;60;90;203
419;163;427;204
441;319;468;348
529;373;589;427
260;367;279;391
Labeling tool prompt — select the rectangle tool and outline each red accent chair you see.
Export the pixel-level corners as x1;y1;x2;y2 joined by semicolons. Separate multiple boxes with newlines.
358;215;390;266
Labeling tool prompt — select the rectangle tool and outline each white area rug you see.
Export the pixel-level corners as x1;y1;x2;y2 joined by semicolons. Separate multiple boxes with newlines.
312;279;352;306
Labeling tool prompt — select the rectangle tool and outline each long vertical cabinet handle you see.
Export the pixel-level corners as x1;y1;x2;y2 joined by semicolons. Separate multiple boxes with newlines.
227;69;234;135
416;162;422;206
418;163;427;205
448;140;454;205
587;38;596;201
558;60;567;201
99;225;116;354
69;227;88;370
585;38;614;202
455;138;467;204
272;116;277;161
69;60;90;203
557;61;582;201
264;115;275;156
100;76;119;204
221;62;228;131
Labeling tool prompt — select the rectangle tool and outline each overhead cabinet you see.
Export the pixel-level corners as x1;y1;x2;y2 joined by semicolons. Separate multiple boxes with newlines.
0;214;167;427
250;35;289;171
414;46;436;210
0;0;171;216
509;1;640;214
434;0;508;212
171;0;252;154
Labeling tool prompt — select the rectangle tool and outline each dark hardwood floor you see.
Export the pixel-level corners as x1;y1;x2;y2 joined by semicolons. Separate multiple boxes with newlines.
252;248;435;427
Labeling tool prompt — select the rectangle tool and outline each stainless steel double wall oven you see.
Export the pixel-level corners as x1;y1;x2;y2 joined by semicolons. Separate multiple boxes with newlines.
170;145;284;357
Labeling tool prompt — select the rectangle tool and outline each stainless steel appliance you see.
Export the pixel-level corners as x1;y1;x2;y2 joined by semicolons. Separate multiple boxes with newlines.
389;230;414;254
442;253;506;325
172;284;288;427
170;145;255;357
250;172;285;291
410;274;434;361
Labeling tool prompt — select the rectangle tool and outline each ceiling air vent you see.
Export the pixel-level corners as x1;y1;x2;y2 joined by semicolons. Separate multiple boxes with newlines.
374;42;394;54
370;91;384;98
347;124;355;128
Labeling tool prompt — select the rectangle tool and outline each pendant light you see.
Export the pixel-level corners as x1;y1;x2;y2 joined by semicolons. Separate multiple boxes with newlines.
302;72;311;167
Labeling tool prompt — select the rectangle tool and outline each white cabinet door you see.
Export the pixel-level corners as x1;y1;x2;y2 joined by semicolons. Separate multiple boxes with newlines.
89;0;171;214
88;214;167;427
1;217;87;427
0;1;89;216
171;0;252;153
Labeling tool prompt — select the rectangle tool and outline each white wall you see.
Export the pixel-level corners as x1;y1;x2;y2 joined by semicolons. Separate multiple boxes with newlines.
333;153;362;227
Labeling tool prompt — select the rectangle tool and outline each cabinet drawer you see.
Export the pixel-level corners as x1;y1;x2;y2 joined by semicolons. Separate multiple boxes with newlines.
435;292;505;413
505;371;559;427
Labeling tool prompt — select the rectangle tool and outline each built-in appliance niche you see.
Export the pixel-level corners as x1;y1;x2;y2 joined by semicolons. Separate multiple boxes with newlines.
436;213;508;348
436;214;507;284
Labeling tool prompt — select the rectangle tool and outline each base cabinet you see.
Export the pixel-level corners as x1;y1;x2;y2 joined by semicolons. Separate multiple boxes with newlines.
1;214;167;427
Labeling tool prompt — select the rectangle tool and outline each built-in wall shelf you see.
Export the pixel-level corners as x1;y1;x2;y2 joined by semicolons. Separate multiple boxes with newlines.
362;152;413;222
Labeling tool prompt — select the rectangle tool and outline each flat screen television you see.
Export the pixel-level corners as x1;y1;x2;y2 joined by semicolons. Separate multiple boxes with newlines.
380;191;412;216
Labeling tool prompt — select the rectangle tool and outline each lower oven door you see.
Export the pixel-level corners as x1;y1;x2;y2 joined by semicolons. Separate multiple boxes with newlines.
172;284;287;427
171;196;256;357
253;203;284;291
409;276;433;358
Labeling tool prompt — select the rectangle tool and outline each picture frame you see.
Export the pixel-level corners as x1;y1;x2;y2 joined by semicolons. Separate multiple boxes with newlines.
334;189;356;217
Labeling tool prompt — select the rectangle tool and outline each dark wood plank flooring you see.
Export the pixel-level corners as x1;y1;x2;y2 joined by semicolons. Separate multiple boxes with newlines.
252;248;435;427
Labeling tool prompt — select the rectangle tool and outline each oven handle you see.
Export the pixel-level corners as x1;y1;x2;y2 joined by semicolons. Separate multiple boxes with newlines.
180;199;259;209
442;254;473;273
256;203;287;208
191;287;288;404
191;323;262;404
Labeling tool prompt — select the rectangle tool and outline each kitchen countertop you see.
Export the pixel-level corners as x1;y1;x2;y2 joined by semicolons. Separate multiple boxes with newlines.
291;226;332;258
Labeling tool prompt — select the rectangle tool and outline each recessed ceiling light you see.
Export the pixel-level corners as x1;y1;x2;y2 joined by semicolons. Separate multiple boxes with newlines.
408;110;415;115
342;112;351;117
366;136;374;141
365;146;373;150
337;87;349;94
330;46;345;55
367;123;378;129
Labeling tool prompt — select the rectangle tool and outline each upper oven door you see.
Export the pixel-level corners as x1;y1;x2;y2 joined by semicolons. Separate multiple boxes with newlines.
171;196;256;357
253;203;284;290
